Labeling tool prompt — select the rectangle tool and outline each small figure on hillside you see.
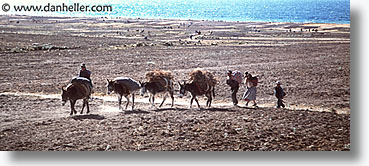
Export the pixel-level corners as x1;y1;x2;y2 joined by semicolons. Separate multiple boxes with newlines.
242;72;258;107
274;81;286;108
226;70;243;106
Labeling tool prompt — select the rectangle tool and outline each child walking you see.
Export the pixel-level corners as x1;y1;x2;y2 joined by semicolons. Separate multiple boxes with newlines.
274;81;286;108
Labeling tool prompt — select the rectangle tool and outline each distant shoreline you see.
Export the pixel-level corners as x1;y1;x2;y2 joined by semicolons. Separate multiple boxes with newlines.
0;14;350;25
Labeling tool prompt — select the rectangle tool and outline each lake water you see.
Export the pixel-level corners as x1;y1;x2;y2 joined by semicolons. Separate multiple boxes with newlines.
107;0;350;24
6;0;351;24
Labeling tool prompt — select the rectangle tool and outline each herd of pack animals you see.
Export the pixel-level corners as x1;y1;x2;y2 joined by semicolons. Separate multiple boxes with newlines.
61;69;222;115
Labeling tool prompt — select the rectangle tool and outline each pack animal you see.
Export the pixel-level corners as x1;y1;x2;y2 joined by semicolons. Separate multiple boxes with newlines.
178;81;215;108
61;77;92;115
140;78;174;108
106;77;141;110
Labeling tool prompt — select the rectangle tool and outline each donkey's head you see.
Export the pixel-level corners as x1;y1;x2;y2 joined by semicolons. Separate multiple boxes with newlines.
61;87;68;106
106;79;115;95
178;81;187;98
139;81;148;96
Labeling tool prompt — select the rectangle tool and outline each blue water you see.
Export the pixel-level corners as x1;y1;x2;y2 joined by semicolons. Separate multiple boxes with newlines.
15;0;351;24
105;0;350;24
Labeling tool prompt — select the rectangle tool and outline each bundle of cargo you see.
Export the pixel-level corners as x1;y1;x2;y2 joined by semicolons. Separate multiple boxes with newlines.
145;70;174;87
189;69;217;86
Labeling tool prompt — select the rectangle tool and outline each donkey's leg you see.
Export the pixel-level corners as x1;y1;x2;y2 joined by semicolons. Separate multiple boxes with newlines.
189;96;194;109
207;96;212;107
194;97;201;108
73;100;77;114
170;90;174;107
69;100;73;115
151;94;156;107
209;97;212;107
148;94;152;103
86;99;90;114
159;93;167;108
131;93;135;110
70;100;76;115
148;94;154;107
81;99;86;114
206;93;212;107
118;95;122;110
124;95;130;110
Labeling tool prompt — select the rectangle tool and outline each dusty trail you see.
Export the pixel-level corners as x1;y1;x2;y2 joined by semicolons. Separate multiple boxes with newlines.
0;92;349;115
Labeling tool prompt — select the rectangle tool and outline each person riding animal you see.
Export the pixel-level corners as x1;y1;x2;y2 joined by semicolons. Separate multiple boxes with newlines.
78;63;93;97
79;63;92;82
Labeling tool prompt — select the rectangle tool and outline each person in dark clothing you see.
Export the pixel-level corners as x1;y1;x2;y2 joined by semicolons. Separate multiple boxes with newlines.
274;81;286;108
79;63;92;88
79;63;91;80
226;70;240;106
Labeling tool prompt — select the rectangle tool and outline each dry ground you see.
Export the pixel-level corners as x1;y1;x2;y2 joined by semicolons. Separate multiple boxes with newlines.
0;16;350;151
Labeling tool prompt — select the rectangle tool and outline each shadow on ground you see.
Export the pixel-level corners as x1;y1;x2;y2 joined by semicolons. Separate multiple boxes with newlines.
70;114;105;120
121;109;150;115
154;107;188;112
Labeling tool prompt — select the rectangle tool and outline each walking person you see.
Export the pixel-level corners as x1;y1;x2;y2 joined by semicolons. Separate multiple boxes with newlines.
242;72;258;106
226;70;242;106
274;81;286;108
